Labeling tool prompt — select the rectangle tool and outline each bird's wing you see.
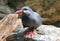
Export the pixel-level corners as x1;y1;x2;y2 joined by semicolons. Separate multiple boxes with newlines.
33;12;49;22
30;12;42;27
33;12;42;21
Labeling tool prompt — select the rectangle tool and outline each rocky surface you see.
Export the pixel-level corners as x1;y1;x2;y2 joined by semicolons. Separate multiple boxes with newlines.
6;25;60;41
0;0;14;20
6;19;60;41
0;14;19;41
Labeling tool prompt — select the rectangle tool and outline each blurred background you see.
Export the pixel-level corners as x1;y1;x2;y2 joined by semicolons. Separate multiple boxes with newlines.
0;0;60;27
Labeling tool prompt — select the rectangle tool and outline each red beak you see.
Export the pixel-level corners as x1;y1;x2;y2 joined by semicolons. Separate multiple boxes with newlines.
15;10;24;14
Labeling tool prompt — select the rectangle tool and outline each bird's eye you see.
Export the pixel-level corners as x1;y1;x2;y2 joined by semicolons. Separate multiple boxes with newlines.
24;8;27;10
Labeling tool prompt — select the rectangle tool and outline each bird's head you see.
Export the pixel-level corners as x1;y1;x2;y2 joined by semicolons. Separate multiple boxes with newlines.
21;6;33;11
15;6;33;15
15;9;26;15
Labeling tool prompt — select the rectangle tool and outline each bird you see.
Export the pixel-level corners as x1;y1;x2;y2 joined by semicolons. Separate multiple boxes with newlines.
15;6;42;36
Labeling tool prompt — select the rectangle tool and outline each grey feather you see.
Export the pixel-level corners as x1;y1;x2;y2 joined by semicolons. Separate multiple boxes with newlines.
21;6;42;28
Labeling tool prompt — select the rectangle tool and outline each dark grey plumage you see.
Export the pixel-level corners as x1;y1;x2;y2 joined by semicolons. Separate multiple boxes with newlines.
21;6;42;28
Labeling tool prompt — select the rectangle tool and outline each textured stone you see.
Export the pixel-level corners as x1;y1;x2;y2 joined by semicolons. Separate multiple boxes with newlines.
0;0;14;20
0;14;19;41
6;24;60;41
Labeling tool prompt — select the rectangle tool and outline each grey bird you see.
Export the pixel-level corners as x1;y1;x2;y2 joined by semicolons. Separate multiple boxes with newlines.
15;6;42;35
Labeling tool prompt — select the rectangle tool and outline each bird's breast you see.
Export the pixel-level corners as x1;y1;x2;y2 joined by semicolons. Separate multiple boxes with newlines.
22;14;42;27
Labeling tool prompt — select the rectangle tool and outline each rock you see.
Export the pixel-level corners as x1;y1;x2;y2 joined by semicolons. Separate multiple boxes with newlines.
0;0;14;20
0;5;14;19
6;25;60;41
37;25;60;35
0;0;8;5
0;14;19;41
